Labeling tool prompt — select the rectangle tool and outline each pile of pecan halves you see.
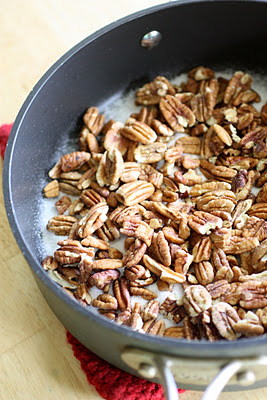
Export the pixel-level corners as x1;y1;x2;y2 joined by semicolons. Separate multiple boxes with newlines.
42;66;267;341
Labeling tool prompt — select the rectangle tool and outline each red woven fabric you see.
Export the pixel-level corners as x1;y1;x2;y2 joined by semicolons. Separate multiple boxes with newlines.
66;331;185;400
1;123;185;399
0;123;12;159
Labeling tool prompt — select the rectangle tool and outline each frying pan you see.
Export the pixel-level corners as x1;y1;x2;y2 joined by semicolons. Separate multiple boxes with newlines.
3;1;267;399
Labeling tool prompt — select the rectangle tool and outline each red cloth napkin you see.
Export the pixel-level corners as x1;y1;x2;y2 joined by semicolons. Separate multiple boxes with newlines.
1;123;185;400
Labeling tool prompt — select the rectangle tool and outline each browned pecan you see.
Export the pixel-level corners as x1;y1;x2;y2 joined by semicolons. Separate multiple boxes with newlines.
113;277;131;311
136;76;175;105
133;106;158;126
261;102;267;124
182;156;200;170
232;199;252;229
123;239;147;268
80;189;105;207
129;286;157;300
83;107;105;136
250;238;267;271
143;254;186;283
241;217;267;242
231;169;259;201
256;307;267;329
190;181;231;196
176;136;201;155
211;302;240;340
47;215;78;236
183;285;212;317
143;319;165;336
104;149;124;186
239;281;267;309
249;203;267;219
120;162;141;183
188;211;222;235
173;248;194;275
160;95;196;131
77;202;108;238
192;236;212;263
206;279;231;300
120;218;153;247
42;256;59;271
141;300;159;322
237;112;254;130
44;180;59;198
188;66;215;81
200;160;237;183
60;151;90;173
152;231;172;267
194;261;214;286
74;283;92;306
89;270;119;289
183;316;201;340
190;79;219;122
116;181;155;206
164;145;183;163
241;127;267;159
54;195;71;214
233;89;260;106
96;219;120;242
196;190;236;214
121;120;157;144
224;71;252;105
151;119;174;137
164;326;185;338
233;311;264;336
124;264;146;282
162;226;184;245
92;259;123;270
92;294;118;310
134;142;167;163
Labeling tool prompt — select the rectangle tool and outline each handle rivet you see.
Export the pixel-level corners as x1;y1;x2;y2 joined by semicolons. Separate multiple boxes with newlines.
237;370;256;386
141;31;162;48
138;362;157;379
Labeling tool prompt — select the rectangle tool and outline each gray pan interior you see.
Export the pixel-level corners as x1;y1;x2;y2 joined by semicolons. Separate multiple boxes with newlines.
3;0;267;391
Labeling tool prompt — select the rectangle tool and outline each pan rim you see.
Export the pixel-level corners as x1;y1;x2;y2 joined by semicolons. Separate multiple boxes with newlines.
3;0;267;357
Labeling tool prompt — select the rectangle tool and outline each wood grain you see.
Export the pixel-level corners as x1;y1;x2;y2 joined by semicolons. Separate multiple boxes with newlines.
0;1;267;399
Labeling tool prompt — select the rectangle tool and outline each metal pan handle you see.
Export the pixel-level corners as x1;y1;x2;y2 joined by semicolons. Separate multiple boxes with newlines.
121;348;267;400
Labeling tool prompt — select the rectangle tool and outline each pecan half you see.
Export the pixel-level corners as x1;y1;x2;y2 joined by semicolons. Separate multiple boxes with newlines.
160;95;196;131
143;254;186;283
188;211;223;235
194;261;214;286
211;302;240;340
123;239;147;268
116;181;155;206
83;107;105;136
136;76;175;105
183;285;212;317
60;151;90;173
113;277;131;311
121;120;157;144
89;270;120;289
47;215;78;236
77;202;108;237
44;180;59;198
134;142;167;163
224;71;252;105
152;231;172;267
120;218;154;247
92;294;118;310
105;149;124;186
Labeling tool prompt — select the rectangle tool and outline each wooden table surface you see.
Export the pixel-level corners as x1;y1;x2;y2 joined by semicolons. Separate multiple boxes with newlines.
0;1;266;399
